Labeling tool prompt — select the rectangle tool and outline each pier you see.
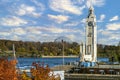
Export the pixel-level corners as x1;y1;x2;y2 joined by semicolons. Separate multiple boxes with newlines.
52;64;120;80
66;67;120;75
65;74;120;80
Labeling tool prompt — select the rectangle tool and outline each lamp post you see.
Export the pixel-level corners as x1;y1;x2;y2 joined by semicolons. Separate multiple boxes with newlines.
62;40;64;66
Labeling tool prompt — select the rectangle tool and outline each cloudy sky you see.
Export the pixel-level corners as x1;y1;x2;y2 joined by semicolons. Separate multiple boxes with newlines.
0;0;120;45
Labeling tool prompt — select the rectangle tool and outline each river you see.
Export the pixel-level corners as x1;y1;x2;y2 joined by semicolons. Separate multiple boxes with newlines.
16;57;109;69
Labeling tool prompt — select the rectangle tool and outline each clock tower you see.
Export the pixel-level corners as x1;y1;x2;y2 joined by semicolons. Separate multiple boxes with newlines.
80;6;97;66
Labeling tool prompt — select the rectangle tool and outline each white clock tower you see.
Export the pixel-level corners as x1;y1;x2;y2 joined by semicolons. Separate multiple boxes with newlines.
80;6;97;66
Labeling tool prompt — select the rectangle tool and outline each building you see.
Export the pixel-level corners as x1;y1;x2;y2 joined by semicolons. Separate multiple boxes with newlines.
80;6;97;67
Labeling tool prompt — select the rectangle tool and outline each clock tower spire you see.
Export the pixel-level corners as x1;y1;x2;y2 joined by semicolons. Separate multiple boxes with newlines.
80;6;97;67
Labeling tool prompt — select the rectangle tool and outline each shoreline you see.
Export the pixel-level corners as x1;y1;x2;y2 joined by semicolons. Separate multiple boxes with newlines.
42;56;78;58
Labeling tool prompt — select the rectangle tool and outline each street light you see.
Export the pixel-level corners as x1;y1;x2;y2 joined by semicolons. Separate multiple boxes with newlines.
62;40;64;66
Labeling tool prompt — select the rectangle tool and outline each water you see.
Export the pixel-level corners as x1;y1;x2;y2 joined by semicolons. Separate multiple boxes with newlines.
15;57;109;80
17;57;79;68
16;57;109;69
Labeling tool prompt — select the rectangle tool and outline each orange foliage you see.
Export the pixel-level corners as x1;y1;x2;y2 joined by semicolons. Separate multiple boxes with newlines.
0;58;18;80
0;58;60;80
20;71;31;80
31;62;60;80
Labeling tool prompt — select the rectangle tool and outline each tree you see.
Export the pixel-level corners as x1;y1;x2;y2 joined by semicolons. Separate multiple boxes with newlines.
0;58;18;80
31;62;60;80
20;71;31;80
0;58;60;80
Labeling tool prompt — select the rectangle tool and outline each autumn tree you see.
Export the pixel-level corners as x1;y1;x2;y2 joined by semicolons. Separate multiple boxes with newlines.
0;58;60;80
31;62;60;80
0;58;18;80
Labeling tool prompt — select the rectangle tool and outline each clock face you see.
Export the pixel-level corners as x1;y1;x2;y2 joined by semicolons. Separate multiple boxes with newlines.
88;21;93;26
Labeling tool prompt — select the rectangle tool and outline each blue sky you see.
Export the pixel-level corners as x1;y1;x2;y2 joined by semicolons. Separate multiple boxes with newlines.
0;0;120;45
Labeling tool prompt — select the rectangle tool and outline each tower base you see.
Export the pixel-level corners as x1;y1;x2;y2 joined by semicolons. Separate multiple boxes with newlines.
80;62;96;67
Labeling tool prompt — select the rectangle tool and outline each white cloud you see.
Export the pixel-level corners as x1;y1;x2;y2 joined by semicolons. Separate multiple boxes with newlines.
16;4;35;15
0;31;10;36
99;29;120;45
26;26;63;34
109;34;120;40
27;35;40;41
15;4;41;17
49;0;105;15
97;14;105;22
49;0;84;15
102;31;120;40
101;30;112;36
45;27;81;33
26;26;64;34
48;14;69;23
66;34;75;40
12;35;20;41
1;16;28;27
26;27;42;34
31;0;45;11
46;27;64;33
98;38;109;45
106;23;120;30
12;28;26;35
81;18;86;23
65;22;79;27
109;15;119;22
86;0;105;8
26;26;81;34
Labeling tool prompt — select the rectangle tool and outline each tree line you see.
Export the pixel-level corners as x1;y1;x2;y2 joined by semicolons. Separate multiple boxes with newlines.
0;39;79;57
0;39;120;61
